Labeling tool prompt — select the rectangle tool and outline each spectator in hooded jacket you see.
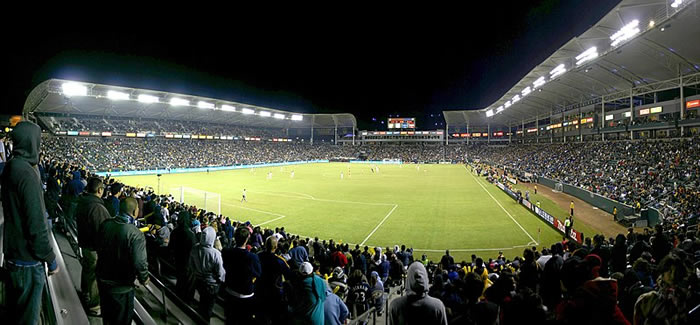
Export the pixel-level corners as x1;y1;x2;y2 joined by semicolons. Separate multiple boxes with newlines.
2;121;59;324
389;262;448;325
189;226;225;322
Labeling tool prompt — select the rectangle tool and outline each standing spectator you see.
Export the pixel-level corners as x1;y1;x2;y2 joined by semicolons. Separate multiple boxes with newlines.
222;227;261;325
440;250;454;269
189;226;225;322
290;262;328;325
256;236;291;324
104;183;122;217
76;177;111;316
96;197;149;325
169;210;196;302
2;121;59;324
324;283;350;325
388;262;448;325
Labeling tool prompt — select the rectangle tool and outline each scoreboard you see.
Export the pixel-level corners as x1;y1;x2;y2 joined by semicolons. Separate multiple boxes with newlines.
387;117;415;129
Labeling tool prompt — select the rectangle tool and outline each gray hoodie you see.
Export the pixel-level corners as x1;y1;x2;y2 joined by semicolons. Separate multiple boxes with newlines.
189;227;225;285
388;262;447;325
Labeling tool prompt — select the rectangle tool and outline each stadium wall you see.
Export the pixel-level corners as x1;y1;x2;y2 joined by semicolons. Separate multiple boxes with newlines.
495;181;584;244
95;160;330;177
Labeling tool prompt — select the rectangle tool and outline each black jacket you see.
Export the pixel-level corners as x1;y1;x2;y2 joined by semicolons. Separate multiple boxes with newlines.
1;121;55;264
76;193;111;250
96;213;148;292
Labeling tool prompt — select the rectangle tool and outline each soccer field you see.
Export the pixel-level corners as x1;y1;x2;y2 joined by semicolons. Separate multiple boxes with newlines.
116;163;563;261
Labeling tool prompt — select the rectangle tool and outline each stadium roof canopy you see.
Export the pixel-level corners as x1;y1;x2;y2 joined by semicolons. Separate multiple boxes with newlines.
444;0;700;128
23;79;357;129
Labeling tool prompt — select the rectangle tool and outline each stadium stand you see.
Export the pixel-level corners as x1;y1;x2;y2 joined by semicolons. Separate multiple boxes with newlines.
3;1;700;324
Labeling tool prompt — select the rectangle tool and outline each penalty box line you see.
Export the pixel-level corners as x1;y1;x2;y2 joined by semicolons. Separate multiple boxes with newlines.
465;166;539;246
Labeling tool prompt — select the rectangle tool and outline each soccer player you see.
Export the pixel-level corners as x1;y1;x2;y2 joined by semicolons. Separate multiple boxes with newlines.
241;189;247;202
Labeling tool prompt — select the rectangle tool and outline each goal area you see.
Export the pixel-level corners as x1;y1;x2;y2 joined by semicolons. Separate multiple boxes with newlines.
171;186;222;216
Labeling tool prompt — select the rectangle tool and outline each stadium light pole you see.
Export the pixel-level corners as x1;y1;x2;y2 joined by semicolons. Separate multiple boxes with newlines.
630;88;634;140
679;66;685;137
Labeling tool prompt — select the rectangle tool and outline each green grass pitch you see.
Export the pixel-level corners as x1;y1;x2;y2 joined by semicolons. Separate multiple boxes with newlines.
116;163;564;262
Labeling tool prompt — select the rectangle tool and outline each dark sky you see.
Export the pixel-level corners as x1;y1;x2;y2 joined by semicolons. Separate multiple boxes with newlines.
5;1;619;130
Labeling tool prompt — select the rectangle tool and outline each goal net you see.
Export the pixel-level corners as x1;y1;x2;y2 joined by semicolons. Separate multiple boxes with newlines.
171;186;222;216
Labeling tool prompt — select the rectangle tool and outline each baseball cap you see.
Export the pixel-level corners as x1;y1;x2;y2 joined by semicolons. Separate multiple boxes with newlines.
300;262;313;275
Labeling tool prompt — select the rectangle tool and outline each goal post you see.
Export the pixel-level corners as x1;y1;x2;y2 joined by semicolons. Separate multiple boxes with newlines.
171;186;222;216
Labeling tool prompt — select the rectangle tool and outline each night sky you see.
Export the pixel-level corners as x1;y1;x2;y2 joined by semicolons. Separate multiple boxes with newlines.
5;1;619;130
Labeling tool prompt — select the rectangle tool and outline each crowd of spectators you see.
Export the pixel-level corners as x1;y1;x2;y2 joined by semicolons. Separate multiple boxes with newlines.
466;139;700;230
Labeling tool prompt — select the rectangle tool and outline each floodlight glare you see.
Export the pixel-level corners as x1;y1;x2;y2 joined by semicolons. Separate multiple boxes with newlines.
504;100;512;108
138;94;159;103
197;101;215;109
610;20;640;47
241;108;255;115
550;64;566;78
512;94;521;103
220;104;236;112
273;113;286;119
107;90;129;101
259;111;272;117
170;98;189;106
533;76;546;88
485;109;494;117
291;114;303;121
575;47;598;65
62;82;88;97
521;86;531;96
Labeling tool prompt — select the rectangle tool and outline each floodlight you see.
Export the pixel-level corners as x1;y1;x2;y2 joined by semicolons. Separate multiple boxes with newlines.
107;90;129;100
220;104;236;112
273;113;285;119
291;114;303;121
522;86;531;96
550;64;566;78
170;98;189;106
259;111;272;117
505;100;512;108
575;47;598;66
610;20;639;47
486;109;494;117
62;82;87;97
533;76;546;88
512;94;521;103
138;94;159;103
197;101;215;109
241;108;255;115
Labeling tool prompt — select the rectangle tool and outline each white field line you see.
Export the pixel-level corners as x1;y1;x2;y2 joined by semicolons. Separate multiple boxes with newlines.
257;215;287;226
360;204;399;246
465;166;539;245
223;202;286;218
249;190;395;206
